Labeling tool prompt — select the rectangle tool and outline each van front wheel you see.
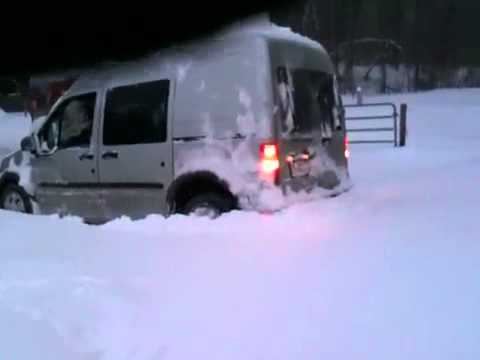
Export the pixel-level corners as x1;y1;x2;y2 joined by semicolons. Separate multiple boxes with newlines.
183;193;232;219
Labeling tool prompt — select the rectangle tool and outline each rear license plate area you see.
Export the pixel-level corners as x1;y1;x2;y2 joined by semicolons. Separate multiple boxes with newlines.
289;159;311;177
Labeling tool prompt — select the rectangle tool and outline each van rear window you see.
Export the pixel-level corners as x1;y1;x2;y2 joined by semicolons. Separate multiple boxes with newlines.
277;67;335;137
103;80;169;146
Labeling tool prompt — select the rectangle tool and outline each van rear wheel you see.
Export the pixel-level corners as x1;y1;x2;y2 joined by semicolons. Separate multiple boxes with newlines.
0;184;33;214
183;193;232;219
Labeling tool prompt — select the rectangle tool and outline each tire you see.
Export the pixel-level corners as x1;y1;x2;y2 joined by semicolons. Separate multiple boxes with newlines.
183;192;233;219
0;183;33;214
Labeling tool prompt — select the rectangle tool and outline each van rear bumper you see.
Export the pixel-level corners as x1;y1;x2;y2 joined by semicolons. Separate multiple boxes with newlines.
236;166;351;213
283;167;346;190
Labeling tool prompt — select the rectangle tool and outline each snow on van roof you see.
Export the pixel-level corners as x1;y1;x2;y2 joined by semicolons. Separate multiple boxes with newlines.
66;16;331;91
213;14;329;55
247;25;327;51
143;13;329;59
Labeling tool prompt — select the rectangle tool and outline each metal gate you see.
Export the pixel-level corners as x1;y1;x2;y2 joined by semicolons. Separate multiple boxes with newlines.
344;102;407;147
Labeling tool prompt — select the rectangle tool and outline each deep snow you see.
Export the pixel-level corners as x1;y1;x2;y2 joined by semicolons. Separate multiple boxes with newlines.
0;110;31;157
1;89;480;359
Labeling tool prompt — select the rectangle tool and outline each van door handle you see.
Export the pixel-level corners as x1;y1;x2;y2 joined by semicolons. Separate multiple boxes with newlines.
79;153;94;161
102;151;119;160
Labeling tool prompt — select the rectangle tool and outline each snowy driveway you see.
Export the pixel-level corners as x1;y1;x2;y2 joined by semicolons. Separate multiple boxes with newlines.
1;90;480;359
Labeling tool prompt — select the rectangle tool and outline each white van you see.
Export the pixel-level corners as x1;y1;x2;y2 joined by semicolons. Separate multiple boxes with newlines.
0;20;350;223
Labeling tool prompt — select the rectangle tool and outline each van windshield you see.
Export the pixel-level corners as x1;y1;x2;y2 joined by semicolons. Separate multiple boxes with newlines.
277;67;336;138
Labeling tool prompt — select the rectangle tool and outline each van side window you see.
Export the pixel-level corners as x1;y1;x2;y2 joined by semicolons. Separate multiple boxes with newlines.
103;80;169;146
38;93;96;151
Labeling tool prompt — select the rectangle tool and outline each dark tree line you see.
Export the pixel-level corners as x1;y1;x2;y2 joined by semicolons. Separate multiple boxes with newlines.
271;0;480;93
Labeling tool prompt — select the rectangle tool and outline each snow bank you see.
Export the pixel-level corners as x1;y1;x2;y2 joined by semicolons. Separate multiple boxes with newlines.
0;112;31;156
1;89;480;359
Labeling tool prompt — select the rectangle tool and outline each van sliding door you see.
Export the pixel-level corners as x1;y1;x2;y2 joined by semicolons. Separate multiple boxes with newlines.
98;79;174;220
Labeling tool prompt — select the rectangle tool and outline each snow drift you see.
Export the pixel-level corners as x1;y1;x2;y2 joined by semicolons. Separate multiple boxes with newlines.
1;89;480;359
0;112;31;156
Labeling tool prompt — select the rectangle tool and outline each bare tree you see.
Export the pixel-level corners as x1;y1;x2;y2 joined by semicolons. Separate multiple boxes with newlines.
412;0;422;90
302;0;321;40
345;0;364;94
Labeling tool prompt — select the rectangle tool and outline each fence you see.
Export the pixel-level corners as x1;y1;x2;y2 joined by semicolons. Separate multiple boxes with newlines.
344;102;407;147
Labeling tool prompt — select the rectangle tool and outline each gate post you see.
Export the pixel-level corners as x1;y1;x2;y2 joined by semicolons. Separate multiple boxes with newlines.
399;103;407;147
393;105;398;147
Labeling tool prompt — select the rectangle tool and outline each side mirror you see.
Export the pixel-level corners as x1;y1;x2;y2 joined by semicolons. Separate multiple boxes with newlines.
20;136;35;153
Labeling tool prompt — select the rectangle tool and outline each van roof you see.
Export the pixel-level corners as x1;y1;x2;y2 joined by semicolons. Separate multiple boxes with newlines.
65;21;331;95
227;23;329;54
159;22;329;57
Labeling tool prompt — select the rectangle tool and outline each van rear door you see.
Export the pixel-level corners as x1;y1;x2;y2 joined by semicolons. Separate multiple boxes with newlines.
276;67;346;190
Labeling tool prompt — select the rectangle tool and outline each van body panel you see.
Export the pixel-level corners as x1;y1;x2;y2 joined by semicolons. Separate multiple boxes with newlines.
172;37;273;140
170;37;277;209
172;136;268;210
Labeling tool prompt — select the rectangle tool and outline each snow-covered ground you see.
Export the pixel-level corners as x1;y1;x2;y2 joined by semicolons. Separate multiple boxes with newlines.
1;89;480;359
0;109;31;157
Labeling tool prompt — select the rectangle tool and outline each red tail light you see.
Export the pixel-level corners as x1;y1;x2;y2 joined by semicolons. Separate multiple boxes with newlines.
344;135;350;159
260;143;280;178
